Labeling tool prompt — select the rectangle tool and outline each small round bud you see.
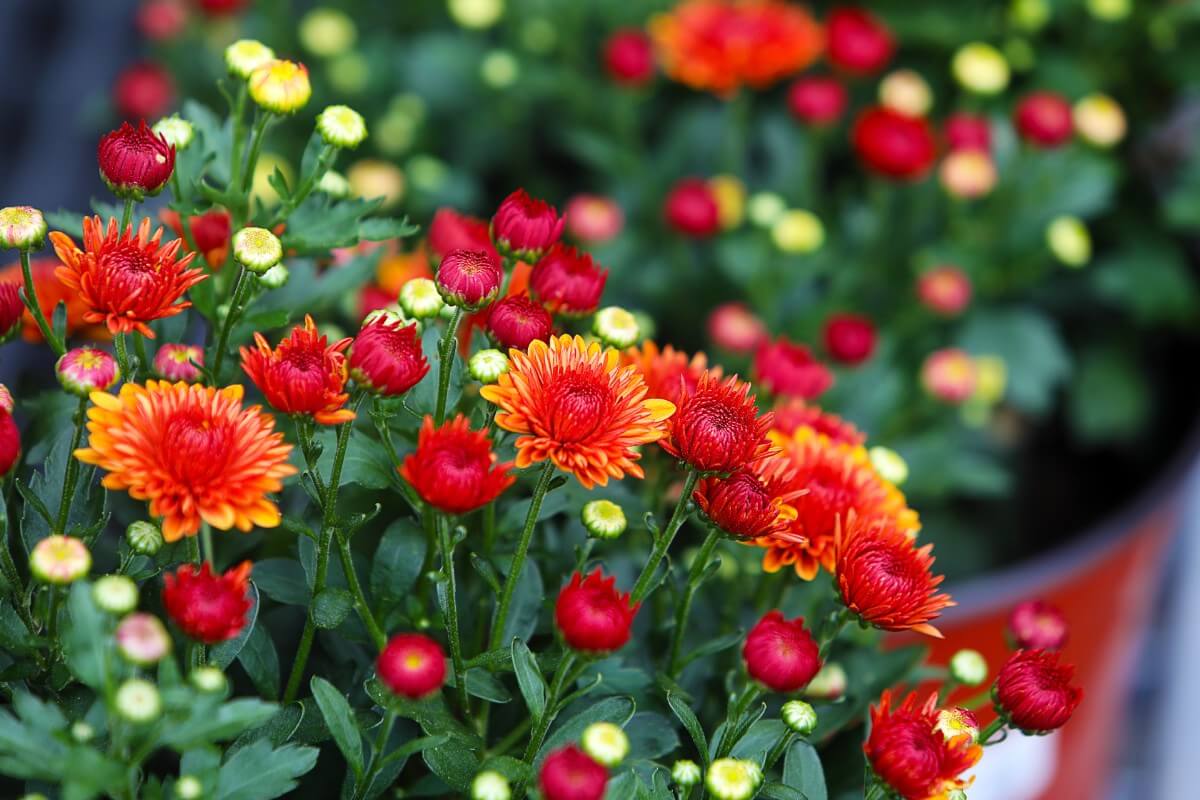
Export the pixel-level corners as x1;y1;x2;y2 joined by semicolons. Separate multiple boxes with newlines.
868;446;908;486
93;575;139;615
298;8;357;57
233;227;283;274
581;721;629;767
804;662;847;699
30;535;91;585
317;105;368;149
437;249;503;310
468;349;509;384
56;347;120;397
257;264;290;290
225;39;276;80
190;666;229;694
771;209;824;254
747;192;786;227
471;770;511;800
480;50;519;89
951;43;1010;95
347;159;406;209
1087;0;1130;21
115;678;162;723
249;59;312;114
1010;0;1050;31
939;150;997;200
781;700;818;736
0;206;48;250
449;0;505;30
592;307;639;349
317;169;351;198
671;760;702;788
879;69;933;117
71;721;95;742
581;500;627;541
126;520;164;555
1073;93;1126;148
116;612;171;666
175;775;204;800
1046;216;1091;267
949;648;988;687
705;758;762;800
708;174;746;230
399;278;445;319
152;115;194;150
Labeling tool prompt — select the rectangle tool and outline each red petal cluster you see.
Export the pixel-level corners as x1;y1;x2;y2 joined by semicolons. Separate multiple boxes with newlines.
377;633;447;699
1007;599;1069;651
659;373;773;473
604;30;655;86
994;649;1083;733
826;7;895;75
530;244;608;316
865;691;981;800
945;112;992;153
770;398;865;447
486;294;554;351
162;208;231;270
787;76;849;126
1014;91;1073;148
428;208;497;262
97;120;175;197
707;303;767;354
754;337;833;399
0;281;22;340
162;561;253;644
622;341;719;406
0;407;19;479
694;456;800;539
400;415;515;515
113;63;175;120
349;314;429;396
555;569;640;654
742;611;822;693
437;248;503;310
852;106;937;180
491;189;563;259
241;315;355;425
822;313;877;365
539;745;608;800
664;178;720;237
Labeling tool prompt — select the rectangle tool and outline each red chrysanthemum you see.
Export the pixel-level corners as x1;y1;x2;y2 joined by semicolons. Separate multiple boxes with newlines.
754;337;834;399
1014;91;1073;148
241;315;355;425
530;243;608;316
75;381;296;540
694;455;800;539
787;75;848;126
649;0;824;96
161;561;253;644
481;335;675;488
659;373;773;473
540;745;608;800
349;314;429;396
0;408;19;479
994;649;1083;733
486;294;554;351
826;7;894;75
770;398;865;447
50;216;206;339
97;120;175;198
1007;599;1069;651
663;178;720;238
707;302;766;354
136;0;187;41
945;112;991;153
916;265;972;316
852;106;937;180
742;611;822;693
822;313;876;365
564;194;624;244
162;208;231;270
0;258;106;343
437;248;503;310
0;281;21;340
555;569;640;653
491;189;563;259
400;415;515;514
427;208;497;262
835;513;952;637
113;62;175;121
622;340;719;407
604;29;656;86
377;633;447;699
866;691;982;800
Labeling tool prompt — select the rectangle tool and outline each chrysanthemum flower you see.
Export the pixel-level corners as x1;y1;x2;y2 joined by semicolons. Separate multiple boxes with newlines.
153;343;204;382
694;455;800;539
485;294;554;351
50;216;206;338
29;535;92;584
539;745;607;800
770;398;865;447
0;408;18;479
481;335;675;487
649;0;823;96
240;315;355;424
1008;599;1069;651
162;561;253;643
787;76;848;126
865;691;981;800
349;312;429;395
377;633;446;699
248;59;311;114
400;415;515;514
530;243;608;316
428;207;497;261
754;337;833;399
555;568;640;653
490;188;563;260
115;612;171;665
74;381;296;541
916;265;972;316
826;7;894;75
564;194;624;243
852;106;937;181
742;611;822;693
56;347;121;396
994;649;1083;733
835;513;952;637
97;120;175;199
707;302;766;354
161;208;231;270
660;373;772;473
437;248;503;310
621;340;719;406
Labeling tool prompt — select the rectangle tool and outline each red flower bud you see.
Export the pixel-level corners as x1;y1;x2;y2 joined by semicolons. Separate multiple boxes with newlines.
826;7;895;75
994;649;1083;733
945;112;992;153
486;294;553;351
660;373;772;473
436;249;503;310
707;303;767;354
491;189;563;260
604;29;655;86
539;745;608;800
530;244;608;316
400;415;515;515
852;106;937;180
1014;91;1073;148
916;265;972;316
113;63;175;121
822;313;876;365
0;408;19;479
754;337;834;399
349;314;430;395
1007;599;1069;651
98;120;176;199
428;208;497;262
136;0;187;41
161;562;253;644
377;633;446;699
742;610;822;693
564;194;624;244
555;569;639;654
695;458;801;540
664;178;720;237
1;282;22;341
787;76;848;126
198;0;247;15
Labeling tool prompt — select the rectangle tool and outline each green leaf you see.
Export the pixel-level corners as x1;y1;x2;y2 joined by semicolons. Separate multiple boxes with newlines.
238;623;281;700
624;712;680;760
44;209;85;239
312;587;354;629
359;216;419;242
667;693;709;766
512;639;547;721
251;559;309;606
761;784;809;800
163;699;279;749
210;584;259;669
1091;239;1200;325
1067;347;1149;443
958;308;1071;414
371;519;427;612
183;99;231;185
731;719;785;762
783;740;826;800
422;734;481;792
0;602;38;655
446;668;511;704
215;740;319;800
310;676;365;779
500;555;543;647
282;195;385;252
62;582;110;690
537;696;636;764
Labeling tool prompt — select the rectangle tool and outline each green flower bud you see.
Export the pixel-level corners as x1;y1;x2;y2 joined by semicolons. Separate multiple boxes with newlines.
93;574;139;615
317;105;368;149
672;760;702;788
581;500;627;540
449;0;505;30
190;666;229;695
706;758;762;800
949;649;988;687
805;662;847;700
581;721;629;767
71;721;95;742
258;264;290;290
0;206;48;250
233;227;283;274
592;307;640;349
126;520;164;555
400;278;445;319
747;192;786;227
771;209;824;253
868;446;909;486
152;115;194;150
299;8;357;57
471;770;511;800
951;43;1010;95
781;700;818;736
225;39;276;80
317;169;352;198
175;775;204;800
469;349;509;384
480;50;519;89
115;679;162;723
1046;216;1091;268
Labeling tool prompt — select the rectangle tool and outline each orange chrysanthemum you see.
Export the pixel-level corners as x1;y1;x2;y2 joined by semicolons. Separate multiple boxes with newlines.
694;453;802;539
771;397;865;448
622;340;720;406
50;216;206;338
240;315;355;425
755;426;918;580
650;0;824;96
866;691;981;800
75;381;296;541
480;334;676;488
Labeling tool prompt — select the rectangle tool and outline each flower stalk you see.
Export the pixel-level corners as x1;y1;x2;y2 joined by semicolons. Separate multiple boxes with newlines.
488;460;556;651
667;524;721;676
630;468;700;604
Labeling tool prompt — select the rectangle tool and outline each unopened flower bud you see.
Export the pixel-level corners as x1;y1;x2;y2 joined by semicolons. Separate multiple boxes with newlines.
437;249;502;310
868;446;908;486
56;347;120;396
30;535;91;584
249;59;312;114
805;662;847;699
233;227;283;274
126;520;164;555
972;356;1006;404
581;500;627;541
317;169;352;198
481;50;519;89
747;192;786;227
672;760;701;788
116;612;171;665
190;666;229;694
152;115;194;150
299;8;357;57
471;770;511;800
1046;216;1091;267
706;758;762;800
771;209;824;254
1010;0;1050;31
449;0;505;30
175;775;204;800
0;206;47;250
115;678;162;723
225;39;276;80
93;574;139;615
1073;93;1126;148
399;278;444;319
708;174;746;230
258;264;290;289
1087;0;1130;21
317;105;368;149
939;150;997;199
948;649;988;688
879;69;933;117
592;306;639;349
71;721;95;742
781;699;818;736
581;721;629;767
468;349;509;384
952;43;1010;95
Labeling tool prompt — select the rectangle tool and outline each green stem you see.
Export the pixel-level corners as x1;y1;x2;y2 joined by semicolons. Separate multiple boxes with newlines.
113;335;131;386
45;586;62;647
667;526;722;677
186;535;201;567
337;530;387;649
354;710;397;800
765;731;795;772
514;651;576;795
979;716;1006;745
488;461;556;651
200;523;214;566
482;502;497;556
715;685;762;759
228;85;249;193
269;144;337;226
434;307;464;424
209;265;249;382
54;397;89;535
437;516;469;715
133;334;149;381
18;249;63;355
818;609;852;660
0;536;38;643
120;197;134;231
630;469;700;604
240;112;272;195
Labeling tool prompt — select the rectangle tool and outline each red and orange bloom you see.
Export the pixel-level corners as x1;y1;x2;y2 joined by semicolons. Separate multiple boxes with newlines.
481;334;675;488
770;398;865;447
852;106;937;181
530;243;608;316
621;340;719;406
490;188;563;260
835;513;952;637
694;455;800;539
485;294;554;351
707;302;766;354
348;312;429;396
162;561;253;643
994;649;1083;733
241;315;355;425
660;373;772;474
649;0;824;96
865;691;981;800
754;337;834;399
555;568;640;653
74;381;296;541
50;216;206;338
921;348;977;404
1;258;107;343
400;415;515;515
97;120;175;199
427;207;497;262
161;208;231;270
916;265;972;316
